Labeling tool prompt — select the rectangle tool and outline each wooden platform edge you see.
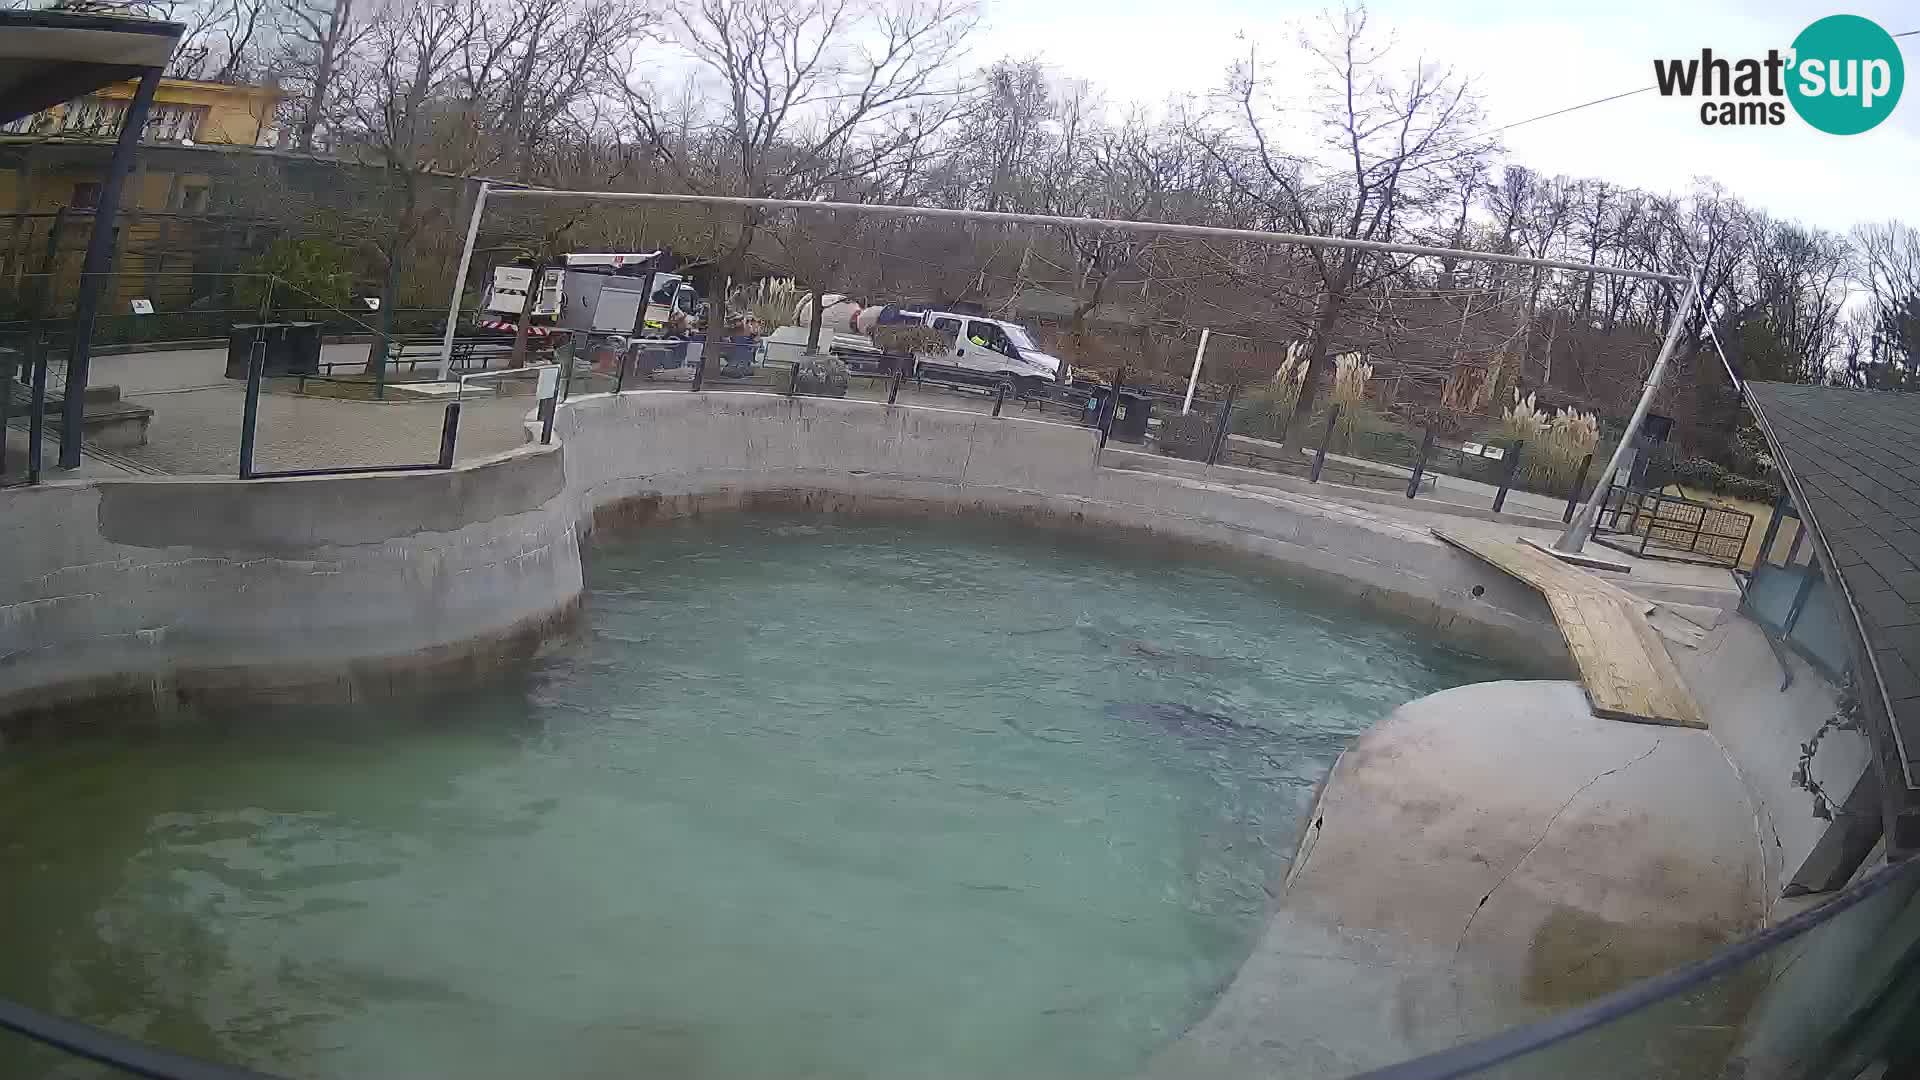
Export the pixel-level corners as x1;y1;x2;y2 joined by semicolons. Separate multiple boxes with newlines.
1432;528;1707;730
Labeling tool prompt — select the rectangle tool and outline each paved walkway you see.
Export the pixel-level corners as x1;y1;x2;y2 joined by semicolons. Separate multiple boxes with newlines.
79;344;534;477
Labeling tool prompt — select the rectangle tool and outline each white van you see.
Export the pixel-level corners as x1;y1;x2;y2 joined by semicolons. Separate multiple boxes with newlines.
860;305;1066;396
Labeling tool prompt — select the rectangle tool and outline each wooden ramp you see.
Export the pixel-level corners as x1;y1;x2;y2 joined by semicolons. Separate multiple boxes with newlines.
1434;529;1705;729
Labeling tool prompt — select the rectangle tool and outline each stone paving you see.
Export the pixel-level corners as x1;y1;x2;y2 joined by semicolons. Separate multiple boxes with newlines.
87;345;535;477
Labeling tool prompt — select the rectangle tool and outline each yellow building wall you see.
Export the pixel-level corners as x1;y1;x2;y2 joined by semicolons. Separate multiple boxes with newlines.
91;78;279;147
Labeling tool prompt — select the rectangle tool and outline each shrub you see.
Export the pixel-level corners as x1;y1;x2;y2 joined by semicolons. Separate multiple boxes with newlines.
1157;411;1216;460
1329;351;1375;450
238;237;356;314
1227;341;1309;440
1653;457;1777;503
741;277;798;333
1496;390;1599;494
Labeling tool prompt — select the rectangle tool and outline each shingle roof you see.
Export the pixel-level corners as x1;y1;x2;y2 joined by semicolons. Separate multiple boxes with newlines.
1745;382;1920;793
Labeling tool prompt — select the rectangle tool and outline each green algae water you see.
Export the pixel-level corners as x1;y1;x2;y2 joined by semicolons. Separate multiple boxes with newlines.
0;515;1515;1079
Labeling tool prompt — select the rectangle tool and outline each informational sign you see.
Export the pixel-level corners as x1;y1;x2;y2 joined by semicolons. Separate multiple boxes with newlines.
1460;441;1483;456
129;298;154;315
363;297;381;311
1482;445;1505;461
535;365;560;401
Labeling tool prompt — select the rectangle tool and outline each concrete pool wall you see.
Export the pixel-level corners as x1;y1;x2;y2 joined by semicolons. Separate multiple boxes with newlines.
555;390;1568;670
0;389;1572;723
0;387;1855;1077
0;444;582;723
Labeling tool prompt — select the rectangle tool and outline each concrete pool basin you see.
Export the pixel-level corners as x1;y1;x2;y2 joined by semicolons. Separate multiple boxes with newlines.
0;388;1821;1077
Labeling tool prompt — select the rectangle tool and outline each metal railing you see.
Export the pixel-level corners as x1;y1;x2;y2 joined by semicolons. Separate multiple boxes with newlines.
235;341;463;480
1593;484;1753;568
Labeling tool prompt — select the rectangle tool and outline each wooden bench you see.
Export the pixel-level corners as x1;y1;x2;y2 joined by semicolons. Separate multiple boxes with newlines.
1433;528;1705;729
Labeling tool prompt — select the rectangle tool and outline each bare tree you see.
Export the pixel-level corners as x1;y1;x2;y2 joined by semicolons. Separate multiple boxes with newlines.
330;0;480;377
280;0;371;151
1193;3;1488;444
614;0;975;370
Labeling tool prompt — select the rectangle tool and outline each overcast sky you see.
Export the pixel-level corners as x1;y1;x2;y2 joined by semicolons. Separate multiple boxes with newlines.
974;0;1918;235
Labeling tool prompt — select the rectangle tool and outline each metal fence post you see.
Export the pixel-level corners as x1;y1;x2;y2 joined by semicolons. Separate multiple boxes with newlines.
887;367;902;405
993;381;1007;417
0;350;11;476
238;343;265;479
1755;494;1789;567
1493;440;1525;513
26;338;47;484
1310;404;1341;483
614;348;628;395
1205;385;1237;466
539;396;556;445
437;401;462;468
1099;367;1128;449
1564;453;1594;523
788;360;802;396
1406;427;1435;499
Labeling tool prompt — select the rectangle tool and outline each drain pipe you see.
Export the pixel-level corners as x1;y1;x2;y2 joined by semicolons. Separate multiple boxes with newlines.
1556;269;1701;554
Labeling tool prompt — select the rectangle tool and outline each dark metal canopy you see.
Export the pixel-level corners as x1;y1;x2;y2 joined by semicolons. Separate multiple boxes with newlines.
0;9;183;126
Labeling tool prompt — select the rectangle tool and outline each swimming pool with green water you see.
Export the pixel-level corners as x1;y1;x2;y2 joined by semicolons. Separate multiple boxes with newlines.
0;515;1518;1078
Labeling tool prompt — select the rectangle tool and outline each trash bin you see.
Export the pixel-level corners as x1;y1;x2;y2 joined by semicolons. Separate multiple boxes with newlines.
226;322;288;379
1628;413;1674;489
1082;386;1153;443
283;321;323;375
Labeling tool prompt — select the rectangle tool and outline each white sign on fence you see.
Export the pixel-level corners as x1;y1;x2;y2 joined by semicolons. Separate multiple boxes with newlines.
130;298;154;315
535;365;560;401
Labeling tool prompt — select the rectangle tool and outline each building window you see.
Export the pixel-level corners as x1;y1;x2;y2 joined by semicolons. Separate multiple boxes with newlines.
144;103;208;143
59;97;126;137
71;182;102;209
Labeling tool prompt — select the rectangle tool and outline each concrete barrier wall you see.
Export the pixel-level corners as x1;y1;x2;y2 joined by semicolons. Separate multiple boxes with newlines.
0;389;1567;723
0;445;581;721
557;391;1566;669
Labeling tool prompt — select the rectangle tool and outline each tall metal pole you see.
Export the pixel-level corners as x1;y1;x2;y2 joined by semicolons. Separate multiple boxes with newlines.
1556;270;1702;553
437;180;489;380
60;67;162;469
1182;328;1210;415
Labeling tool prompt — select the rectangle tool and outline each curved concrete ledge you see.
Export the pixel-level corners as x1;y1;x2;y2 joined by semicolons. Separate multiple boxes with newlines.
1150;679;1766;1079
0;390;1572;721
0;444;582;724
556;391;1572;671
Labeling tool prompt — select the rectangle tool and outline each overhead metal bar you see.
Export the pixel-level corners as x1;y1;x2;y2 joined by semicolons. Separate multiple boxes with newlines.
472;188;1688;284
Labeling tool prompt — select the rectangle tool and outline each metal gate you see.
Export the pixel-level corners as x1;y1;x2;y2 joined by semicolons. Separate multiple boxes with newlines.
1594;485;1753;568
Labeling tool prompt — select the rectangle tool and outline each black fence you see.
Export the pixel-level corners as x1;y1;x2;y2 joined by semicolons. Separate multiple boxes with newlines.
1593;485;1753;568
1150;384;1585;519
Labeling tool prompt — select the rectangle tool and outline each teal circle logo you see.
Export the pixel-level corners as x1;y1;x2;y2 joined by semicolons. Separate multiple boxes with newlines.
1787;15;1904;135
